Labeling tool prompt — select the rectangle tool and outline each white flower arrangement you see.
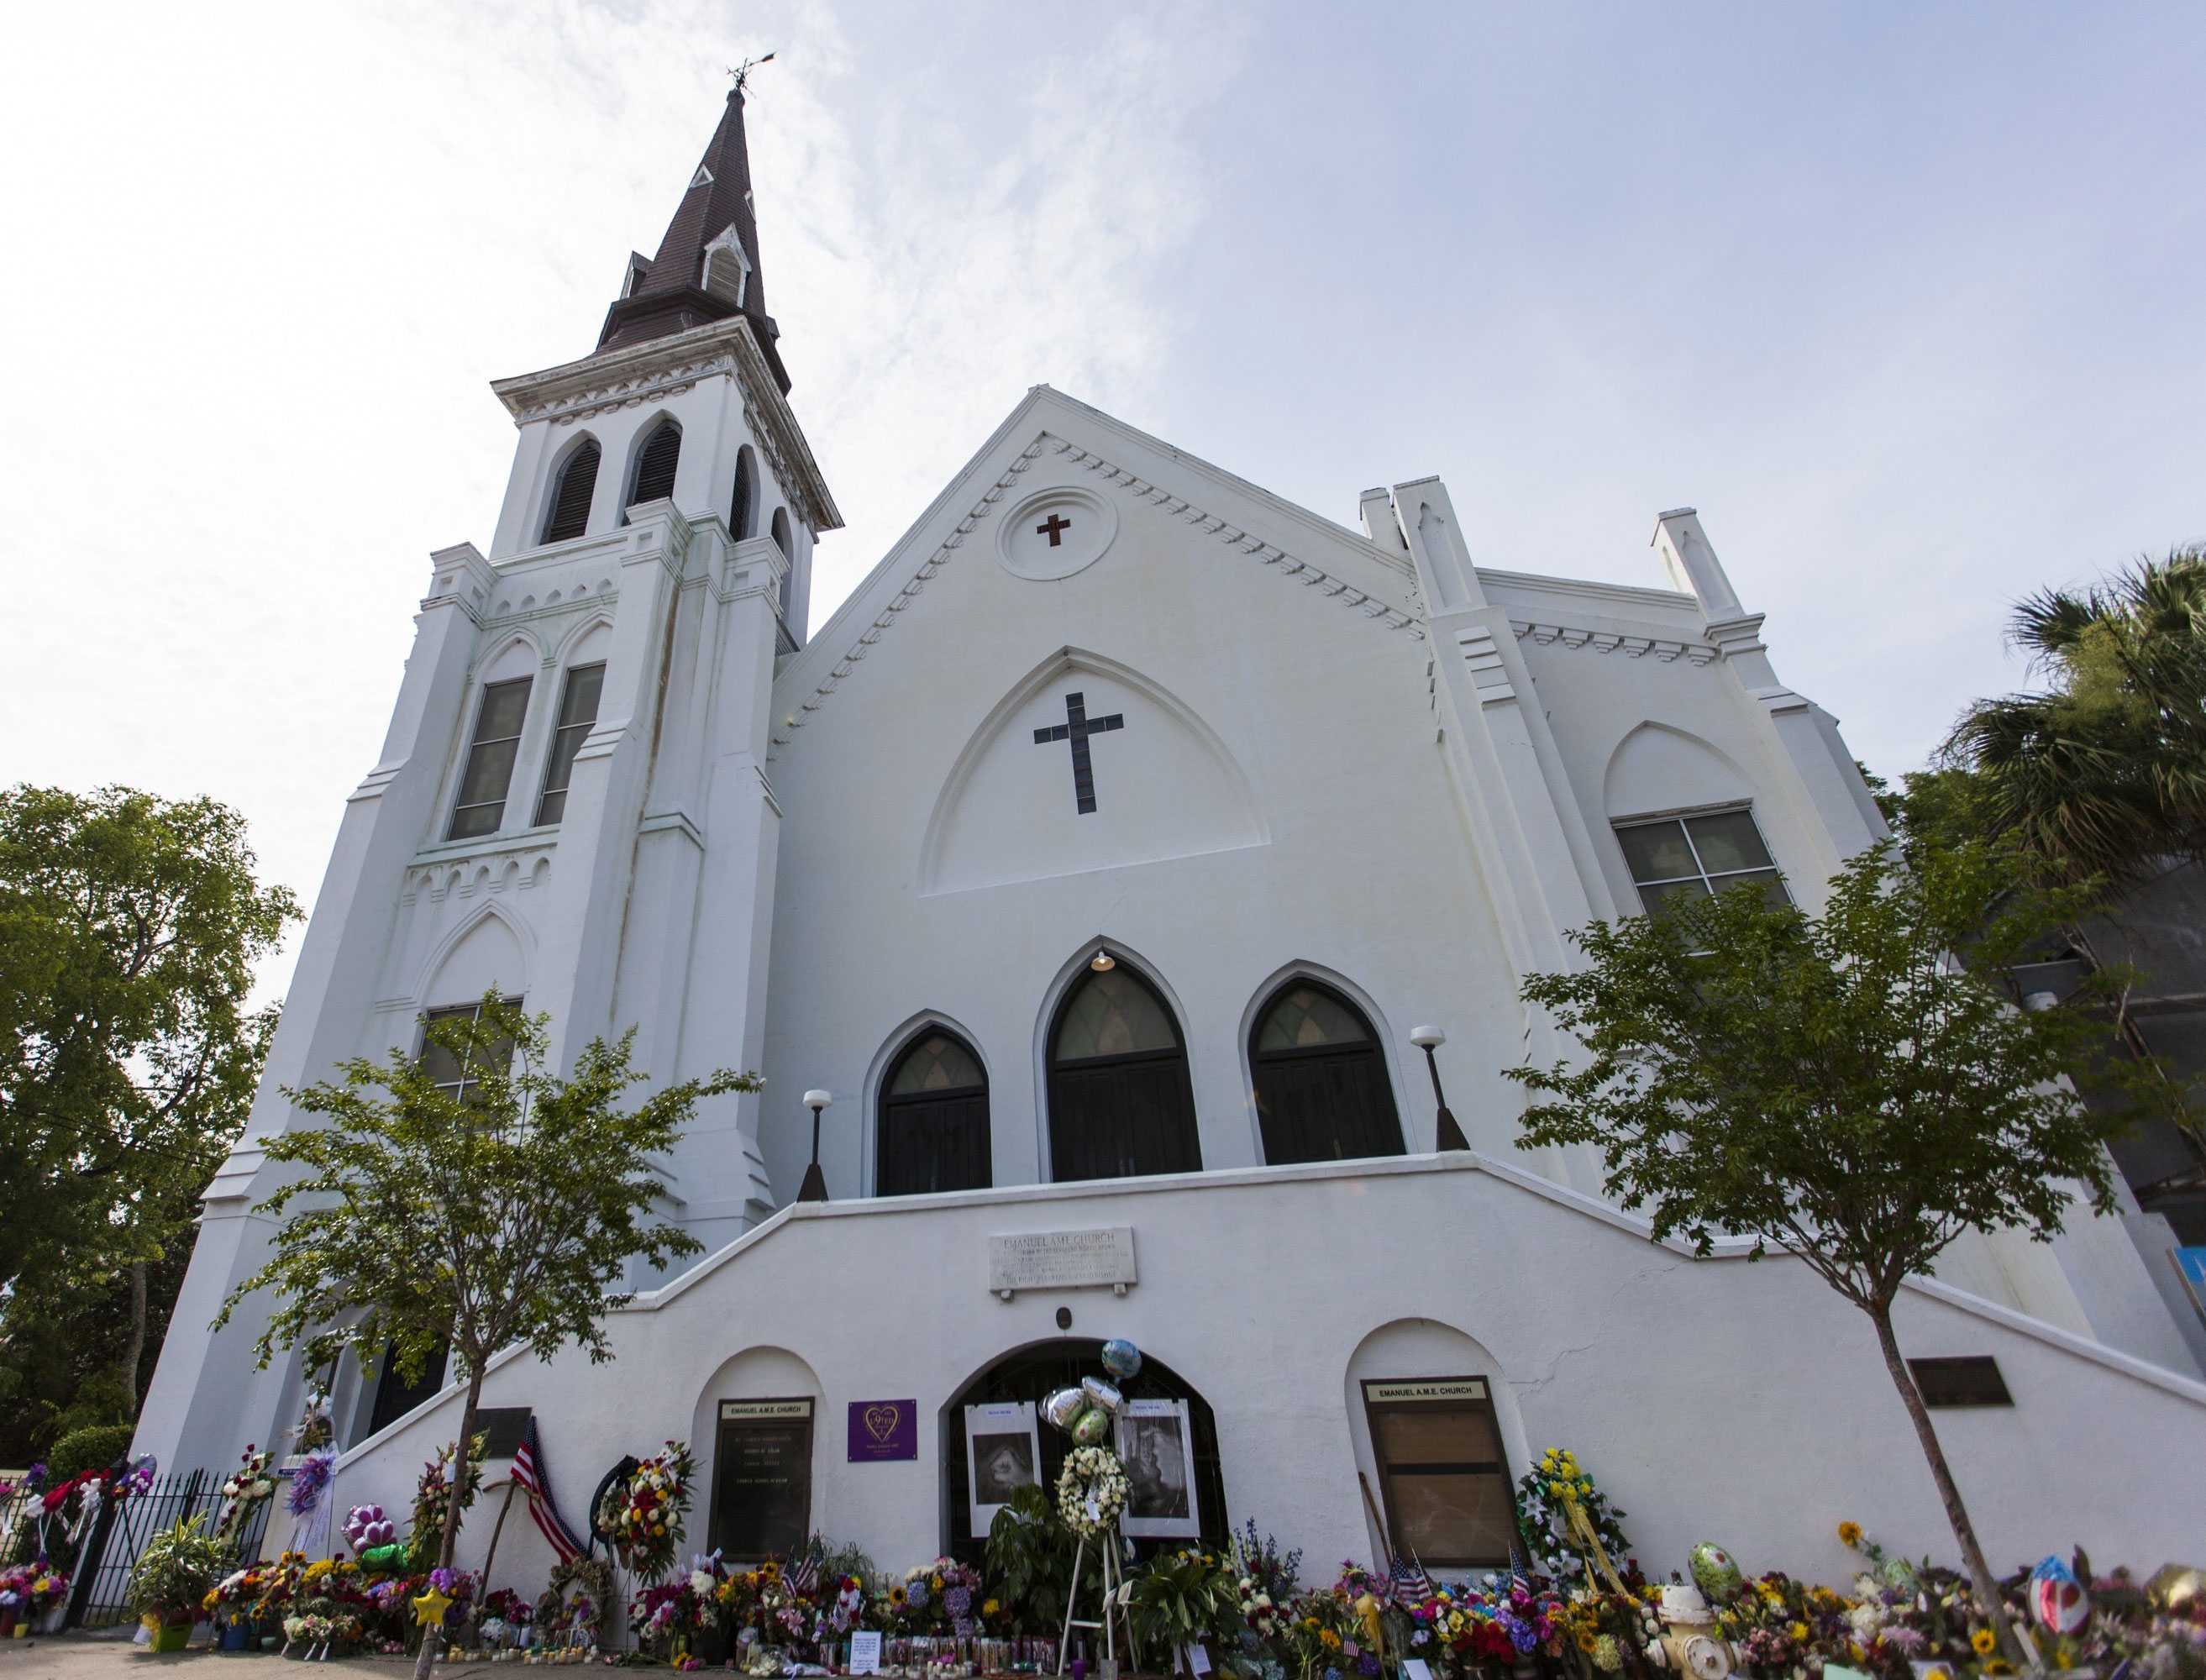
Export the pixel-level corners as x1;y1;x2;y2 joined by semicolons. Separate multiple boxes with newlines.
1054;1446;1129;1538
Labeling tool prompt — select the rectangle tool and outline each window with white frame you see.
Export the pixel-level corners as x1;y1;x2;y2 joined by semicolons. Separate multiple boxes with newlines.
418;1000;520;1106
447;677;533;840
1614;806;1789;913
535;663;606;826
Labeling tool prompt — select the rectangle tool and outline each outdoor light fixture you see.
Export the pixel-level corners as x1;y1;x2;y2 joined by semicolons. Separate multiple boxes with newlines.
1090;947;1116;973
798;1088;833;1203
1410;1026;1472;1152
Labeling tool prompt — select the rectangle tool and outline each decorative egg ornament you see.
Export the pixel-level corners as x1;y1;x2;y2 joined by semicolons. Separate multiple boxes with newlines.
1099;1340;1142;1380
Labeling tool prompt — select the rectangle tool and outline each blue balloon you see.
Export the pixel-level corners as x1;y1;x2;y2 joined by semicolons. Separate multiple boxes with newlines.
1100;1339;1142;1380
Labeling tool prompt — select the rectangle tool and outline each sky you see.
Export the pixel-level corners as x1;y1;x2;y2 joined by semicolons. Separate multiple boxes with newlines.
3;0;2201;1003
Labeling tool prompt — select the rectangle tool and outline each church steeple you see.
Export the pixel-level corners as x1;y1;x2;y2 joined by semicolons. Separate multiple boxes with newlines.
596;83;791;394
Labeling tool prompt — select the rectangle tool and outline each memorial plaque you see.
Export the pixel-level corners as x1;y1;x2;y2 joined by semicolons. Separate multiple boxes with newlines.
710;1396;814;1562
986;1226;1137;1295
848;1399;917;1462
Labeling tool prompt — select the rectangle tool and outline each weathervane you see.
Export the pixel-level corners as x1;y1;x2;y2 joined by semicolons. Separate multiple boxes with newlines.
727;53;776;93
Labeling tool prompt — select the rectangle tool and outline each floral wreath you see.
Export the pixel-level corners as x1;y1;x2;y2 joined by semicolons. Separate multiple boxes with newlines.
1054;1446;1130;1538
1513;1446;1631;1586
537;1555;615;1645
595;1441;697;1583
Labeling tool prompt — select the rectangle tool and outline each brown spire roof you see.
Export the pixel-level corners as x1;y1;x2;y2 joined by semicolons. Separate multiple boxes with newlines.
595;86;791;393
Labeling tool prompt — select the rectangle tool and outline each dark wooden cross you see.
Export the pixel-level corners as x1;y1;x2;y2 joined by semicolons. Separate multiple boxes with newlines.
1036;512;1074;547
1032;690;1123;815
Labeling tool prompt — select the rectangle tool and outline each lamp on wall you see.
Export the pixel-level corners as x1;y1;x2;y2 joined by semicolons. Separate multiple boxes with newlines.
797;1089;833;1204
1409;1026;1471;1152
1090;946;1116;973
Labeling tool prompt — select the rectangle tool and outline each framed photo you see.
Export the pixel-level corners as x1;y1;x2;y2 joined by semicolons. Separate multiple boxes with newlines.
1116;1397;1200;1537
964;1401;1041;1534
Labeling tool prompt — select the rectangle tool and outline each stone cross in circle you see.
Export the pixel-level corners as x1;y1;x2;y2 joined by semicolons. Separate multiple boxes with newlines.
1037;512;1074;547
1031;690;1123;815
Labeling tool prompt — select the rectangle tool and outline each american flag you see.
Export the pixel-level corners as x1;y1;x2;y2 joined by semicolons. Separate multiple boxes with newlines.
787;1551;820;1596
511;1416;586;1563
1390;1551;1434;1600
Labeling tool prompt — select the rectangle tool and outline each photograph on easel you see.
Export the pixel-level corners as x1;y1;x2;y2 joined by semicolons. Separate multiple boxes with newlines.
1116;1396;1200;1537
964;1399;1042;1534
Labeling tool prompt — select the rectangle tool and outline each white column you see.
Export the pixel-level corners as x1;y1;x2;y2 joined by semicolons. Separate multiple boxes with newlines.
1651;509;1888;879
670;533;790;1246
526;503;693;1076
135;543;496;1470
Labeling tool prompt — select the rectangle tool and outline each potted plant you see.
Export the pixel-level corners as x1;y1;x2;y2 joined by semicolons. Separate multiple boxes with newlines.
129;1515;227;1653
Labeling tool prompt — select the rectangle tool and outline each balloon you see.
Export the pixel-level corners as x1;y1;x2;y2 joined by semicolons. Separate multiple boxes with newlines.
1100;1340;1142;1380
1689;1544;1744;1602
1043;1388;1090;1433
361;1541;411;1575
1080;1376;1123;1416
2146;1564;2205;1612
1072;1408;1112;1446
2030;1557;2090;1635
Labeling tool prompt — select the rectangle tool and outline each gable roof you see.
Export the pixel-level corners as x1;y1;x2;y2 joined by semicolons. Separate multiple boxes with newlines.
769;386;1428;756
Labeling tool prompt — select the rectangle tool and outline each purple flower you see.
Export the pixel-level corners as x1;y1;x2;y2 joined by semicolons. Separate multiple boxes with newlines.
1358;1657;1381;1677
944;1586;972;1618
431;1568;455;1593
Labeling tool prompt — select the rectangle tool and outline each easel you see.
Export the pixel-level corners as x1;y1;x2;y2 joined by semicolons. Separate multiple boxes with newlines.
1057;1524;1138;1677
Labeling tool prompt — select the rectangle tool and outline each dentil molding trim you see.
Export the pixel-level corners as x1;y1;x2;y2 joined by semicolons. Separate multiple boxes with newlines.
769;433;1427;755
1510;619;1719;665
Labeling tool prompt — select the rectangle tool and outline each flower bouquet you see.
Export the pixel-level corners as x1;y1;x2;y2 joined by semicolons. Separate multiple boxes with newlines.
216;1445;277;1553
0;1561;70;1640
596;1441;696;1583
407;1436;486;1570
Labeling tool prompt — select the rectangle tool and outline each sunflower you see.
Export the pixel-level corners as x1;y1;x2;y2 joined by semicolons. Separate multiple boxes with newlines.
1837;1522;1862;1548
888;1586;906;1609
1971;1629;1998;1657
1577;1633;1599;1654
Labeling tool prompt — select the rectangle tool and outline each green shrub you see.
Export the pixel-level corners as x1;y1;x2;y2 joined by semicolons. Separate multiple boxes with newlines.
45;1422;135;1481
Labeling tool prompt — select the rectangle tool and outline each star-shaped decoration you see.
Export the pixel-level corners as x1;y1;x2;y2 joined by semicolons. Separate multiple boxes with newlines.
412;1586;454;1629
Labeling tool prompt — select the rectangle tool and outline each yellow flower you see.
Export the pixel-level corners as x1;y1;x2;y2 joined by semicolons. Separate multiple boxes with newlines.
1577;1634;1598;1654
983;1600;1000;1617
1972;1630;1998;1657
1321;1631;1342;1651
1788;1624;1809;1644
1986;1662;2014;1676
1836;1521;1862;1548
1925;1667;1952;1680
1547;1481;1568;1499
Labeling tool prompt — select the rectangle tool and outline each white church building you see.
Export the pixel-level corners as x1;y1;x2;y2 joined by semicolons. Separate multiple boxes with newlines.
139;87;2206;1587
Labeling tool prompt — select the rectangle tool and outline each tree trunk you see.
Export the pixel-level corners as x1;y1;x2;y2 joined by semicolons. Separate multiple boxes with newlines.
1868;1305;2032;1668
121;1260;148;1420
412;1369;484;1680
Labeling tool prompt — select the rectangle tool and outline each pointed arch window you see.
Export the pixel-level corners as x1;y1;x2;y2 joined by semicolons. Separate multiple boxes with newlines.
1047;964;1201;1182
627;420;681;514
542;439;600;544
731;445;759;540
876;1030;991;1197
770;507;795;620
1249;980;1404;1164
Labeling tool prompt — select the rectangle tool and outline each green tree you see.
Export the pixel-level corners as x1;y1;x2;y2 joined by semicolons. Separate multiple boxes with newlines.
1942;547;2206;887
1506;837;2161;1664
0;784;297;1432
213;996;754;1678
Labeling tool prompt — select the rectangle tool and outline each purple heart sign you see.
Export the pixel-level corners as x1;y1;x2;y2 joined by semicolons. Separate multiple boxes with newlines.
848;1399;917;1462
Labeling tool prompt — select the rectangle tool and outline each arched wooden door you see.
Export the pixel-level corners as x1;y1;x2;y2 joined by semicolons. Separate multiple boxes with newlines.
876;1029;991;1196
1248;979;1404;1163
1046;965;1201;1182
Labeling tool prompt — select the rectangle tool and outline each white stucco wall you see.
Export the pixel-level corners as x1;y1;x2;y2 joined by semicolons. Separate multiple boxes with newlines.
321;1157;2206;1600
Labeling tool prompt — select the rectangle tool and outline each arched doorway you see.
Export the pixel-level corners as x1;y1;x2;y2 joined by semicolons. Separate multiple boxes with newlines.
1248;979;1405;1163
1046;964;1201;1182
940;1340;1225;1565
877;1028;991;1196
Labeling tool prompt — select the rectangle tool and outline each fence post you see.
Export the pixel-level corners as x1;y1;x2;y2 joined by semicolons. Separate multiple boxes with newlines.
63;1489;123;1630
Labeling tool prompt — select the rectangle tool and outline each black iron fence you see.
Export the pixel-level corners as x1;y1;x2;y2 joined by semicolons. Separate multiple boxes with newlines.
0;1470;276;1632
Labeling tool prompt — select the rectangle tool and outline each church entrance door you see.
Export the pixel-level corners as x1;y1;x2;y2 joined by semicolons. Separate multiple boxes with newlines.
1045;966;1200;1182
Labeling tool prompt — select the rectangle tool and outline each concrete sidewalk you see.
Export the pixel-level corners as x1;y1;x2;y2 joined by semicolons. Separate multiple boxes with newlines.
0;1637;502;1680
